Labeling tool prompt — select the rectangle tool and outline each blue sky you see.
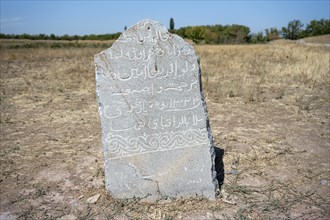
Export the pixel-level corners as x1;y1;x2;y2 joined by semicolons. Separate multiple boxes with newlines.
1;1;329;35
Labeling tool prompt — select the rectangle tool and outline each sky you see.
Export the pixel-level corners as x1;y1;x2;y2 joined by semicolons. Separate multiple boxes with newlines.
1;0;329;36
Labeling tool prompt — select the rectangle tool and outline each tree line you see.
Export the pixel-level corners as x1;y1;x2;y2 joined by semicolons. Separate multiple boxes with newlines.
0;18;329;44
172;18;329;44
0;32;121;41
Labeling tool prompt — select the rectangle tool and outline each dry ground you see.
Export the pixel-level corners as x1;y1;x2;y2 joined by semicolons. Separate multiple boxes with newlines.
0;40;329;219
301;34;330;44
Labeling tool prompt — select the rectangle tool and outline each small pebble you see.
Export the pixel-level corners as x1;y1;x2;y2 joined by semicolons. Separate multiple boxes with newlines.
224;170;240;175
158;199;172;204
86;194;100;204
320;180;327;185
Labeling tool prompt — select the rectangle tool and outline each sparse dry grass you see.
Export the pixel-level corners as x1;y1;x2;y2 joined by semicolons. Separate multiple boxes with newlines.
302;34;330;44
197;44;330;109
1;41;329;219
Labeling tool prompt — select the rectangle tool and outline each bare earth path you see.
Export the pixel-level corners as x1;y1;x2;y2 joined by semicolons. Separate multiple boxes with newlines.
1;45;329;219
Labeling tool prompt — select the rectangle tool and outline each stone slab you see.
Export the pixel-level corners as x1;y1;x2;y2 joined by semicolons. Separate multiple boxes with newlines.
95;19;217;200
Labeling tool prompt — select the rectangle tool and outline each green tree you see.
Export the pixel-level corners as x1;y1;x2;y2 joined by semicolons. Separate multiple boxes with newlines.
185;26;205;43
228;25;250;43
250;32;267;43
305;19;330;36
174;26;188;38
20;33;31;39
50;33;56;40
73;35;79;40
61;34;71;41
204;28;218;44
281;19;304;40
38;33;46;40
169;18;175;32
265;28;280;41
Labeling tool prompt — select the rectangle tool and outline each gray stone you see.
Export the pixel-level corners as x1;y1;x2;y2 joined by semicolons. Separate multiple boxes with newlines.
320;179;327;185
95;19;217;200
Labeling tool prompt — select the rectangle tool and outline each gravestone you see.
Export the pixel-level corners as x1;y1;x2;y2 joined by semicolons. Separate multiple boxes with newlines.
95;19;218;200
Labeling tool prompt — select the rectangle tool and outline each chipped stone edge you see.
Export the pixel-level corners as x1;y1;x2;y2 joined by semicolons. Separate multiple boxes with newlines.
170;32;219;196
196;56;219;195
162;22;219;195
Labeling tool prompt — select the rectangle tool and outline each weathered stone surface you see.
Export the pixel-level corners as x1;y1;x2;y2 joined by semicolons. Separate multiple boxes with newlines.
95;19;217;200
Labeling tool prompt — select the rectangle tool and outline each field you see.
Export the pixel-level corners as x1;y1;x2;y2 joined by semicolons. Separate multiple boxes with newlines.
1;39;329;219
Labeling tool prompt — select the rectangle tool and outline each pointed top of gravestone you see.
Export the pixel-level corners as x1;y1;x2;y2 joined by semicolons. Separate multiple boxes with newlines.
95;19;218;201
96;19;197;65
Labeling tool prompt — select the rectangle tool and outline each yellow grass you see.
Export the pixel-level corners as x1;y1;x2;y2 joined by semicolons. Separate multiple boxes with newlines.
196;44;330;110
302;34;330;44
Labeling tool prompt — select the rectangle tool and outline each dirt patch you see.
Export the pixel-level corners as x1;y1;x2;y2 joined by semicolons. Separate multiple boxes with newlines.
0;44;329;219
